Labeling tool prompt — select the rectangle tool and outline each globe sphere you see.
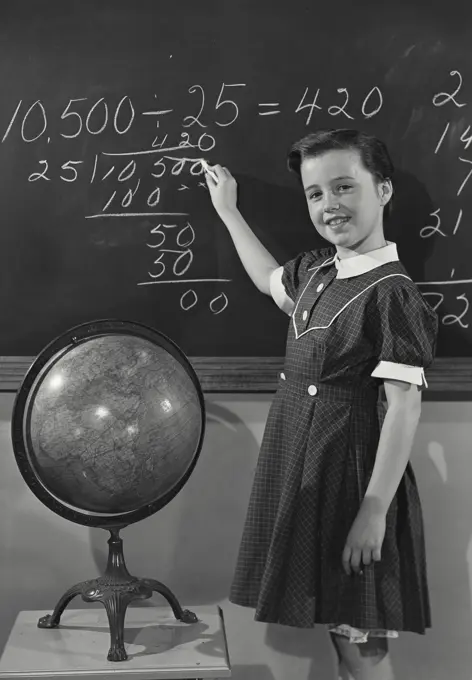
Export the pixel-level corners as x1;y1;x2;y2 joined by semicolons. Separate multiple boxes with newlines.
13;322;205;523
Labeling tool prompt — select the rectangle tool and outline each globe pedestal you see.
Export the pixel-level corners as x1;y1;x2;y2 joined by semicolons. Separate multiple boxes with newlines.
38;527;198;662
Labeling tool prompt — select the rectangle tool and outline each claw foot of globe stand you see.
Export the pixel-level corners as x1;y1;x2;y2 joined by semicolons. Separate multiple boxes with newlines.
107;643;129;663
180;608;199;624
37;614;57;629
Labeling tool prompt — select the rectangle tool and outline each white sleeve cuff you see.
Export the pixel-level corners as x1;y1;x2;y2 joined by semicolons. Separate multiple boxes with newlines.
269;266;294;316
371;360;428;388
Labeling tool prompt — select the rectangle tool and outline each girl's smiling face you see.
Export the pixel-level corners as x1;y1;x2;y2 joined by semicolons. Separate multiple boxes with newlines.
300;148;392;256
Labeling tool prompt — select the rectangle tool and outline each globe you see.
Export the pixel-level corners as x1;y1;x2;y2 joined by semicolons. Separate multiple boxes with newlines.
12;319;206;524
11;320;206;663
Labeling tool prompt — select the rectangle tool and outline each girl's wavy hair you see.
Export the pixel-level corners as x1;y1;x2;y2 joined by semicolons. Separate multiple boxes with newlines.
287;129;395;218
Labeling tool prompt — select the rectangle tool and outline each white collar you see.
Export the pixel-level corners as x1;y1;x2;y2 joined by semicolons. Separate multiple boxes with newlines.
334;242;399;279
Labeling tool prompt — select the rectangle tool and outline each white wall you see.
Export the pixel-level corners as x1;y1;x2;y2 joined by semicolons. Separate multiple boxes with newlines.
1;392;471;680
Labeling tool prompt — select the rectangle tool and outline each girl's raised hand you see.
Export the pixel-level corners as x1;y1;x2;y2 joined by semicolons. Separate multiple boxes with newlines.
204;164;238;216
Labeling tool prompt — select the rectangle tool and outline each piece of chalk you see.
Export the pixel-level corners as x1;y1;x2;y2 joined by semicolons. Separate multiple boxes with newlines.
201;159;218;182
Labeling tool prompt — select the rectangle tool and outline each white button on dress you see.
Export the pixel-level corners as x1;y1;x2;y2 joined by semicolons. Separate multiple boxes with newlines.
308;384;318;396
302;310;308;320
316;283;324;292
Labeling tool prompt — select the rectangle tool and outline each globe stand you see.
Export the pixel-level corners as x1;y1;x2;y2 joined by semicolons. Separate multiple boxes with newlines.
37;527;198;662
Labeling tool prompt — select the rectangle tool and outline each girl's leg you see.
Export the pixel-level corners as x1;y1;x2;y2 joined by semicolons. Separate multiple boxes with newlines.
329;633;395;680
330;633;355;680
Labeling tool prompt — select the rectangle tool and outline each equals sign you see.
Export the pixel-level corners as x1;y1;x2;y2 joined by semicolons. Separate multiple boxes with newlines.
258;103;281;116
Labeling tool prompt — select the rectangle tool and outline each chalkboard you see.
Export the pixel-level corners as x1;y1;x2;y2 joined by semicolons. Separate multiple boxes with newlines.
1;0;472;392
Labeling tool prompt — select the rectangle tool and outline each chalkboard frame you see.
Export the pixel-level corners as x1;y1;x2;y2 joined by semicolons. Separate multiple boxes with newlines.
1;356;471;394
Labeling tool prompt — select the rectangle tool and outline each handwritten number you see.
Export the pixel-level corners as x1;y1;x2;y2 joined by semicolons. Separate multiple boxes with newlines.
433;70;467;108
60;160;83;182
21;100;47;142
152;133;169;149
422;292;444;313
101;165;115;181
198;133;216;152
152;158;166;178
146;227;165;248
210;293;229;315
460;125;472;151
361;86;383;119
114;96;135;134
179;132;196;148
86;98;108;135
453;208;463;235
147;187;161;207
171;157;187;175
328;88;354;119
60;98;86;139
182;85;207;128
420;209;447;238
149;253;166;279
2;100;22;143
457;157;472;196
28;160;50;182
215;83;246;126
173;249;193;276
177;223;195;248
295;87;322;125
181;290;198;311
443;294;470;328
434;121;451;154
190;160;204;176
102;191;116;212
117;160;136;182
122;179;141;208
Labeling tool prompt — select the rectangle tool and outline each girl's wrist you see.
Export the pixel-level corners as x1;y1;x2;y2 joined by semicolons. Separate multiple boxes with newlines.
217;206;240;219
360;494;388;518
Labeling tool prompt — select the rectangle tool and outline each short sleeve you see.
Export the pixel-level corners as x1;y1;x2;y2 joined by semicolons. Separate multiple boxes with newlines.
281;251;317;301
368;283;438;389
270;248;335;315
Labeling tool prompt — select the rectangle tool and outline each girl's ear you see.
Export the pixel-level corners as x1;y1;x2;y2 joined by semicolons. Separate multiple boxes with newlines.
379;179;393;206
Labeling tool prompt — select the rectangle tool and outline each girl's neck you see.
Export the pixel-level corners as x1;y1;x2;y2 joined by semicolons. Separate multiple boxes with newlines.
336;233;388;260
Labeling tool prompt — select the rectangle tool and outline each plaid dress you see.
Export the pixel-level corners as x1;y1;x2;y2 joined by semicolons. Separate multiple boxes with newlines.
229;246;438;633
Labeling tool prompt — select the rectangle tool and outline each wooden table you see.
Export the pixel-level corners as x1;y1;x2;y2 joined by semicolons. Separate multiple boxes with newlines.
0;606;231;680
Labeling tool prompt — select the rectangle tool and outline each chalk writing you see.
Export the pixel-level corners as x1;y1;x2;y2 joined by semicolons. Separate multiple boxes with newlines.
295;85;383;125
2;74;468;325
425;69;472;328
258;103;281;116
432;70;466;108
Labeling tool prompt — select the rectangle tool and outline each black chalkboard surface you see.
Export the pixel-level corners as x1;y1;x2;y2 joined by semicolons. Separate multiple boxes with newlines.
1;0;472;391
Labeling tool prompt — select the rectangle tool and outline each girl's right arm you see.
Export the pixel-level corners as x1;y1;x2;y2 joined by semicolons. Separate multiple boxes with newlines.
205;164;279;296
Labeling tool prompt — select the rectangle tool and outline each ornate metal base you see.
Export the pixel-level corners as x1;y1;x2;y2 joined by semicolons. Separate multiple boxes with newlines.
38;527;198;662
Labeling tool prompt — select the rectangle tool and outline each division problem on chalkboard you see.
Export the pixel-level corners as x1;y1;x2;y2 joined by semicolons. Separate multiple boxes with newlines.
1;81;385;318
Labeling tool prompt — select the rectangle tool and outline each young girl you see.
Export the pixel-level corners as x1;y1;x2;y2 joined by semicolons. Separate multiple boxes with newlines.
204;129;438;680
